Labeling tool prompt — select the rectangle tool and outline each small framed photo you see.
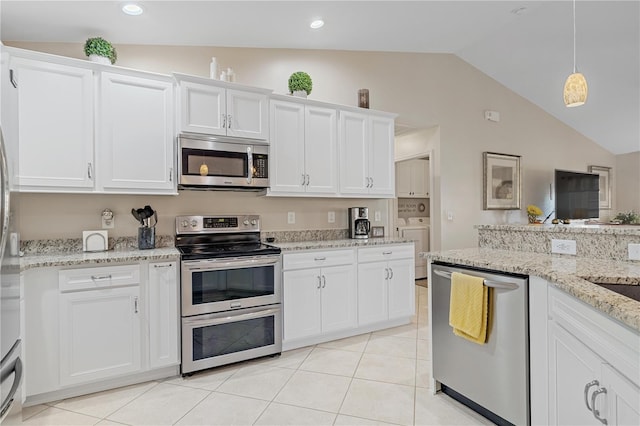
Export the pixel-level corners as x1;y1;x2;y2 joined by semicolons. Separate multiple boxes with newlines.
483;152;521;210
371;226;385;238
588;165;612;209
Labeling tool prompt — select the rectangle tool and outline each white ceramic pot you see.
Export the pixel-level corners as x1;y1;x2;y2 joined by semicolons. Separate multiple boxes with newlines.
89;54;111;65
292;90;308;98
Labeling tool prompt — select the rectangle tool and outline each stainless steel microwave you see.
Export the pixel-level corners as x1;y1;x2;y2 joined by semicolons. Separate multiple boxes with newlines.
178;133;269;190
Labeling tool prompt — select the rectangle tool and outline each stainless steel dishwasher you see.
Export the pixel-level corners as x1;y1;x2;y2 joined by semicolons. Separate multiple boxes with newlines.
431;262;529;426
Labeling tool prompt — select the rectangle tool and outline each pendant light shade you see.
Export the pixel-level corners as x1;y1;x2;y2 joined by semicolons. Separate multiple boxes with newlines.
564;72;588;107
564;0;587;107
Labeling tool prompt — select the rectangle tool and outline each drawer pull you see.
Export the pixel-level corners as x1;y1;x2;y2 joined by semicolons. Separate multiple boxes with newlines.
153;263;173;268
91;274;112;281
134;297;139;313
584;380;599;412
382;251;392;255
314;257;326;261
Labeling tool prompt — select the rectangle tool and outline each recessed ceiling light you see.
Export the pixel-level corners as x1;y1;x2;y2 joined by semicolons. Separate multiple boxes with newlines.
122;3;144;16
310;19;324;29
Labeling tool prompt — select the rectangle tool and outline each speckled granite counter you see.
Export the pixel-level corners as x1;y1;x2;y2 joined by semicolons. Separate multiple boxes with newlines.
423;248;640;332
20;247;180;271
274;238;412;252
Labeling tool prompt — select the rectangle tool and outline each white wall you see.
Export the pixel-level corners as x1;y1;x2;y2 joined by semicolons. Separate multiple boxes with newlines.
5;42;620;247
616;152;640;214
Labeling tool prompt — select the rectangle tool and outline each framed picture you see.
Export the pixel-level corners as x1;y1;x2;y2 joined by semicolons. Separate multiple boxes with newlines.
483;152;521;210
371;226;385;238
588;165;612;209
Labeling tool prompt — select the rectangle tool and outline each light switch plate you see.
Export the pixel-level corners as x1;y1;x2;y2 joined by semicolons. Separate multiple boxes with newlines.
551;239;576;255
374;211;381;222
629;243;640;260
328;211;335;223
287;212;295;224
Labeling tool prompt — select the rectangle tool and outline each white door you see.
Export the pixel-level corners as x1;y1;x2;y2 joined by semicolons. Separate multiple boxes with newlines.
368;115;395;196
305;106;338;194
357;262;388;325
387;258;415;319
179;81;225;135
148;262;179;369
395;160;412;197
269;100;305;193
339;110;368;195
99;72;175;193
283;269;322;341
548;322;603;426
59;286;141;386
411;159;429;197
602;364;640;426
226;89;268;139
320;264;357;333
12;57;94;190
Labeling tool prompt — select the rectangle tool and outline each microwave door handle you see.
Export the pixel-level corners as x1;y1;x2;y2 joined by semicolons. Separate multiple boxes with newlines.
247;147;253;184
433;269;520;290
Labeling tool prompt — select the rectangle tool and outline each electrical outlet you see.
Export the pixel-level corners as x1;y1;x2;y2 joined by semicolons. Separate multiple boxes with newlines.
328;211;335;223
287;211;295;224
374;211;381;222
447;211;454;221
551;239;577;255
629;243;640;261
102;216;114;229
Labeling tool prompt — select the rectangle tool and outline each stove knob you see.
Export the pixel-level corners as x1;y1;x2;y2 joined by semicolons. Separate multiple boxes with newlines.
181;220;189;228
190;219;198;228
243;220;250;226
251;219;258;226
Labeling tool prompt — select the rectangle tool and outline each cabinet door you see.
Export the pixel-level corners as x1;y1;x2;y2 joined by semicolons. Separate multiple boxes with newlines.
602;364;640;426
368;115;395;196
320;264;357;333
148;262;179;369
305;106;338;194
226;89;268;140
395;160;412;197
283;269;321;341
99;72;175;193
387;258;415;319
179;81;225;135
269;100;305;193
59;286;141;386
11;57;94;190
548;322;602;426
357;262;388;326
339;110;368;194
411;159;428;197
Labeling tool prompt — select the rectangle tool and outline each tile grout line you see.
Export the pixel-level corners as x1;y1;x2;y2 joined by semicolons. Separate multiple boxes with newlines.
332;332;370;425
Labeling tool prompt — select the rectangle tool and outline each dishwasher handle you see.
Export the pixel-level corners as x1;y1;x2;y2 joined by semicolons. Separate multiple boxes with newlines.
433;269;520;290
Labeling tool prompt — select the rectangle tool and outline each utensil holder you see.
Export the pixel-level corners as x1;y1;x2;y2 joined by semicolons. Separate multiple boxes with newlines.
138;226;155;250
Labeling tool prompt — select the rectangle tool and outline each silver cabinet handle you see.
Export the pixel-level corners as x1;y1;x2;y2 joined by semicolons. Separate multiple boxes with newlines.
153;263;173;268
433;269;520;290
370;177;373;188
227;114;232;129
9;69;17;88
91;274;112;281
584;380;599;412
134;296;139;313
384;268;389;279
590;387;608;425
314;257;326;261
222;114;226;129
389;268;394;279
306;174;310;186
169;167;173;182
301;174;306;186
87;162;93;179
322;275;326;288
382;251;392;255
317;276;322;289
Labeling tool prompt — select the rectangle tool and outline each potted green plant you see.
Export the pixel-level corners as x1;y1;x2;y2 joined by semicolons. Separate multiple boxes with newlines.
84;37;117;65
288;71;312;97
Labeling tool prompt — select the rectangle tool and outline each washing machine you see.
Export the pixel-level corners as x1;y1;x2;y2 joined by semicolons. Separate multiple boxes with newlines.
398;217;429;279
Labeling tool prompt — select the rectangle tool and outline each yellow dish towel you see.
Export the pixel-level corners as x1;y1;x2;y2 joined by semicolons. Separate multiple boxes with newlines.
449;272;490;344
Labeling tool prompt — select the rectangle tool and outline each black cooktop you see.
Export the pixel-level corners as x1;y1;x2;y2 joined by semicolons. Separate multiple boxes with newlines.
177;242;281;260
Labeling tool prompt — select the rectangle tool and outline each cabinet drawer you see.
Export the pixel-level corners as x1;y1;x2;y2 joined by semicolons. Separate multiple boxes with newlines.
357;244;414;263
59;264;140;292
283;249;355;270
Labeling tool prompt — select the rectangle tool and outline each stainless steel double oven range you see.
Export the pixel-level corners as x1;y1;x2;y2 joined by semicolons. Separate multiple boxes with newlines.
176;215;282;375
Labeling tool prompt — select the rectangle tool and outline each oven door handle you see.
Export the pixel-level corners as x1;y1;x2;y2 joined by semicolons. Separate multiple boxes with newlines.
183;307;280;327
183;256;280;271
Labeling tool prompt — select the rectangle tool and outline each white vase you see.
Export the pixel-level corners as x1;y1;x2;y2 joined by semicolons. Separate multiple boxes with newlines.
89;54;111;65
292;90;307;98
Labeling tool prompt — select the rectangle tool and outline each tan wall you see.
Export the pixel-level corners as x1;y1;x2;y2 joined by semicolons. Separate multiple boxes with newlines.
616;152;640;214
5;41;619;248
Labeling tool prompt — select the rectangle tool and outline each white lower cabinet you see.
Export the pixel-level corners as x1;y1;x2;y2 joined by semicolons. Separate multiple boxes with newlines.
147;261;179;369
357;245;415;326
283;250;356;343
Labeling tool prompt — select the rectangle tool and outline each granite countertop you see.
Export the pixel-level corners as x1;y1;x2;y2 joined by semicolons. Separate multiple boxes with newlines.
274;238;412;252
476;223;640;235
20;247;180;271
423;248;640;332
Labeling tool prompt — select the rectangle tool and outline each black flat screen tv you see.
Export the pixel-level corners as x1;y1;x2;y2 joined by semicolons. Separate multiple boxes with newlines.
555;169;600;220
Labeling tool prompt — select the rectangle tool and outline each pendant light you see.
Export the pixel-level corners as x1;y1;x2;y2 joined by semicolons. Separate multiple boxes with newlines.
563;0;588;107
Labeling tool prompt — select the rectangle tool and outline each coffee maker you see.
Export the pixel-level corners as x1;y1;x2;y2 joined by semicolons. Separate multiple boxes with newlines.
348;207;371;239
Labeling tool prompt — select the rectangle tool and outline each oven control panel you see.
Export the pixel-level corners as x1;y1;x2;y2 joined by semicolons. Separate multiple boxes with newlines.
176;215;260;234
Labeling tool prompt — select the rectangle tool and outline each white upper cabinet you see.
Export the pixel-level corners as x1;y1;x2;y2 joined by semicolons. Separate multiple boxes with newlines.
99;71;175;194
339;110;395;198
269;97;337;196
9;57;94;191
396;159;429;197
175;73;270;140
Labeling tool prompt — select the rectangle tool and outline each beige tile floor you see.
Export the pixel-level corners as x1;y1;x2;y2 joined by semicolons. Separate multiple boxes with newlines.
20;285;493;426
